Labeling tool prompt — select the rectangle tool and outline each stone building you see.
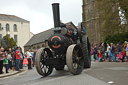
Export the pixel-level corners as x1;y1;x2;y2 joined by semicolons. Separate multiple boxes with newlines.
0;14;33;51
24;22;77;52
82;0;101;43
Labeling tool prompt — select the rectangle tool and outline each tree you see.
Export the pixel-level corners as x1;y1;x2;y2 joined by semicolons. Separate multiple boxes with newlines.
0;35;17;48
96;0;128;39
119;0;128;20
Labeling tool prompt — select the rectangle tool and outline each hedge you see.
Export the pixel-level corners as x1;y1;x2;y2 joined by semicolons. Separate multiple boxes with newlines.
104;32;128;44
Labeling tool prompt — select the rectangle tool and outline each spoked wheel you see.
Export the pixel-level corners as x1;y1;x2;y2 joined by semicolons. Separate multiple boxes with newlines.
35;48;53;77
81;35;91;68
66;44;84;75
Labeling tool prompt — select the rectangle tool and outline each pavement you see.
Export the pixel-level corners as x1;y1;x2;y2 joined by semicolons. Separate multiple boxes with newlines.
0;67;28;79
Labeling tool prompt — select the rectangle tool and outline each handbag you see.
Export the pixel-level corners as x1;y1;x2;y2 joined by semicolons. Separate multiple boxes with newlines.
23;58;28;65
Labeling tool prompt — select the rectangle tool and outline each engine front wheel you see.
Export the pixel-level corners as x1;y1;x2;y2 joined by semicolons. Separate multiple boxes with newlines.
35;48;53;77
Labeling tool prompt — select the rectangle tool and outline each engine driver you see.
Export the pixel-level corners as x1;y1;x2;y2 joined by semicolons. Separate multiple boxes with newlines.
68;25;74;36
67;25;74;43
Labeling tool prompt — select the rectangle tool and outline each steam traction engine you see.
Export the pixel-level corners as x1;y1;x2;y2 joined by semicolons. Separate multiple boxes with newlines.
35;3;91;77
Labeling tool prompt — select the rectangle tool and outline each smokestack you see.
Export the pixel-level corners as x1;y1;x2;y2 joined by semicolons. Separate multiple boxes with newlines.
52;3;60;28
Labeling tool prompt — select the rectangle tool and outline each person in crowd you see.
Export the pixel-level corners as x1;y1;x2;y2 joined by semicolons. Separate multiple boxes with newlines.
3;50;9;73
116;43;123;62
26;49;33;69
90;48;94;61
19;47;24;69
98;50;102;62
108;48;111;62
15;47;21;71
117;43;122;53
117;52;123;62
110;43;113;50
0;47;5;74
106;43;110;59
125;43;128;62
11;50;16;71
94;45;98;61
111;43;116;62
30;49;34;67
32;49;36;67
101;43;105;61
122;42;127;62
7;48;12;70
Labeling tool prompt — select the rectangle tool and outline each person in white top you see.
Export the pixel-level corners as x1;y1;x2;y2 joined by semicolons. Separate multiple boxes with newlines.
106;43;111;59
26;49;33;69
106;44;111;52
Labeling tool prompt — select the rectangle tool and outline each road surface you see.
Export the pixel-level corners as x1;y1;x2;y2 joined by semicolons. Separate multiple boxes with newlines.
0;62;128;85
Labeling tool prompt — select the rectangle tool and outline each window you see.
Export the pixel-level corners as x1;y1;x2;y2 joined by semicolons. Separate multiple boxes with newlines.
0;34;2;40
6;24;10;31
13;24;17;32
0;23;2;30
14;35;17;42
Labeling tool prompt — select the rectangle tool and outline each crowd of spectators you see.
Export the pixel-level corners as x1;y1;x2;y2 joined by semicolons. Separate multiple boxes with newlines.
90;41;128;62
0;47;36;74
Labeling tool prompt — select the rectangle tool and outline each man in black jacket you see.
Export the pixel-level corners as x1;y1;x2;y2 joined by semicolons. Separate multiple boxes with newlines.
0;47;5;74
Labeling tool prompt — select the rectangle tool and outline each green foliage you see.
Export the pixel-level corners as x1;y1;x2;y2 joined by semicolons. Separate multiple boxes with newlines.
104;32;128;44
1;35;17;48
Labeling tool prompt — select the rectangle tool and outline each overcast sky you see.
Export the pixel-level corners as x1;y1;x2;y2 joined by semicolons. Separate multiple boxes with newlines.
0;0;82;34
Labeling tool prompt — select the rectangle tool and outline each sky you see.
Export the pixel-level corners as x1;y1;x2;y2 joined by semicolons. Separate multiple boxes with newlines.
0;0;82;34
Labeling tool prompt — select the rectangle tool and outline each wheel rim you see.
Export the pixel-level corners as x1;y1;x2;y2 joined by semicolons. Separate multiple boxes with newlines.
66;44;84;75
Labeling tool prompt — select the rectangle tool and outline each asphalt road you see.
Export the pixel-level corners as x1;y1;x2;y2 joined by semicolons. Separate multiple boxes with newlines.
0;62;128;85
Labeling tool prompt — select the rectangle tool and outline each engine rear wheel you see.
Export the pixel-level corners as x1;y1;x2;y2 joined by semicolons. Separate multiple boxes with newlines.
66;44;84;75
55;65;65;71
35;48;53;77
81;35;91;68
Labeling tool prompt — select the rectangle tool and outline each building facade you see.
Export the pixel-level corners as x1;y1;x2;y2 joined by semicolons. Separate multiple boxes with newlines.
0;14;33;51
82;0;101;43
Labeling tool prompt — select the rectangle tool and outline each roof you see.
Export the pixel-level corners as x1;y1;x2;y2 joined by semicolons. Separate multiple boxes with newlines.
24;29;53;47
0;14;29;23
24;21;77;47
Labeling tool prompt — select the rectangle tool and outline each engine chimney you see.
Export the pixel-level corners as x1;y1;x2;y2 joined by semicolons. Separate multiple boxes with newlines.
52;3;60;28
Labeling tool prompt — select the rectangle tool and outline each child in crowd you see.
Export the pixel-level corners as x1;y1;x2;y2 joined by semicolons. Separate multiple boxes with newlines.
98;50;102;62
117;52;123;62
90;49;94;61
108;48;111;62
3;51;9;73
